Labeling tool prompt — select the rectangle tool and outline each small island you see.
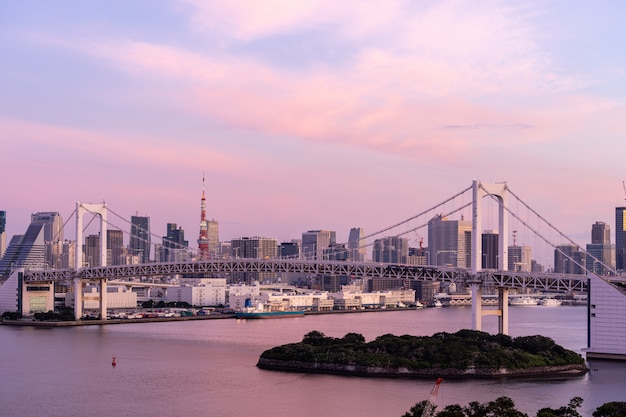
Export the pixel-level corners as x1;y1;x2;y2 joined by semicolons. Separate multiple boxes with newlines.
257;329;588;378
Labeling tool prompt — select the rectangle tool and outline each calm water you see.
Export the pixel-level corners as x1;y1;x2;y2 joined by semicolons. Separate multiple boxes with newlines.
1;306;625;417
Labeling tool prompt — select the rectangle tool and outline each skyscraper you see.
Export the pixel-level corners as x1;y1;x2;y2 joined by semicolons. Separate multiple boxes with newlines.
84;234;101;267
587;221;615;275
207;219;219;259
616;208;626;270
0;210;6;259
302;230;335;260
481;231;498;269
0;222;46;277
348;227;367;262
30;212;63;242
130;215;151;263
427;214;472;268
592;221;611;244
554;244;585;274
230;237;278;283
162;223;188;262
31;212;63;267
372;236;409;263
508;245;532;272
279;241;300;258
107;229;125;265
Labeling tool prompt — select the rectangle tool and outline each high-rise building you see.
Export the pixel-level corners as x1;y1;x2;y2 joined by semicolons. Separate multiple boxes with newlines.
0;210;6;259
348;227;367;262
30;212;63;242
587;221;615;275
372;236;409;263
616;208;626;270
508;245;532;272
61;240;76;269
207;219;219;259
84;234;101;267
554;244;585;274
279;241;300;258
230;237;278;283
31;212;64;267
161;223;189;262
481;231;498;269
0;222;46;277
407;247;427;266
427;214;472;268
107;229;125;265
302;230;335;260
130;215;151;263
324;243;350;261
592;221;611;244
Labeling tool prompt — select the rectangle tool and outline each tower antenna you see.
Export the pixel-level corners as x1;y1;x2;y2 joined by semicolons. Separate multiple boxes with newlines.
197;173;209;260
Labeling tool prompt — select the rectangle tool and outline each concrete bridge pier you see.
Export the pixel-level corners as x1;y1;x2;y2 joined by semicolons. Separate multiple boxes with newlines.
497;288;509;334
100;278;107;320
74;277;83;320
470;283;482;331
471;284;509;334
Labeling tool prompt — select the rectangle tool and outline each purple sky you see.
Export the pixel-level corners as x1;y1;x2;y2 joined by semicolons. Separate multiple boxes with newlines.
2;1;626;264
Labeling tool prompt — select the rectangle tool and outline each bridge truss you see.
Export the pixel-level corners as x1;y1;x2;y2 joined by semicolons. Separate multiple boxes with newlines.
22;258;587;294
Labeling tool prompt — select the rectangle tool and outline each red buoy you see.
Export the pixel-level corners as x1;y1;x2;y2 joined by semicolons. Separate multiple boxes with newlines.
112;354;117;367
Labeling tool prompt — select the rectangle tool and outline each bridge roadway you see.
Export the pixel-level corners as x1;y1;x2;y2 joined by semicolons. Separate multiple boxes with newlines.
22;258;588;293
15;258;595;336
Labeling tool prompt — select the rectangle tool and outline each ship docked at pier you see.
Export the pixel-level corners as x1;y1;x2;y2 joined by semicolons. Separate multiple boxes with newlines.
235;301;305;319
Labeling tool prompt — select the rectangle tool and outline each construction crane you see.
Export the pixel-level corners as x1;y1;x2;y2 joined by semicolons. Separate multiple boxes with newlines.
422;378;443;417
622;181;626;203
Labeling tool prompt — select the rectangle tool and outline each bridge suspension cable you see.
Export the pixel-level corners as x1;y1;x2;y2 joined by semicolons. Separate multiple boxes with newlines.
482;184;616;276
357;184;473;242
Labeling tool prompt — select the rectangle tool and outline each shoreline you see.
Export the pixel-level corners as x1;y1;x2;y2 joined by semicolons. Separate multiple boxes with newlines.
0;306;416;327
0;314;236;327
256;358;589;379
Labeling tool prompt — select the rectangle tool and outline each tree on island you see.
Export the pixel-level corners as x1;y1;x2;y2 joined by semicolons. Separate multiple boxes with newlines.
401;396;626;417
402;396;528;417
592;402;626;417
536;397;582;417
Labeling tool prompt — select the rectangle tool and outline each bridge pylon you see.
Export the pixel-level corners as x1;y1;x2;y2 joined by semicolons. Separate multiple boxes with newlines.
75;202;108;320
471;180;510;334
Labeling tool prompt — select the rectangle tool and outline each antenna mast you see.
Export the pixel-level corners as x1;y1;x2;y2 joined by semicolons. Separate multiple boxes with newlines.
197;174;210;260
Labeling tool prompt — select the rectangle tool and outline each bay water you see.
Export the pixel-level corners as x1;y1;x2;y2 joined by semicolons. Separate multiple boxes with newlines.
1;306;624;417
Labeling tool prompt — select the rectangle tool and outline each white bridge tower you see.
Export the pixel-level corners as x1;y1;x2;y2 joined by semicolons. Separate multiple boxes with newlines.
75;202;108;320
470;180;510;334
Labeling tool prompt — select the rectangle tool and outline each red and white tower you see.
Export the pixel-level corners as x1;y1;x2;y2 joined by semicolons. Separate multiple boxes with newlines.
197;175;210;260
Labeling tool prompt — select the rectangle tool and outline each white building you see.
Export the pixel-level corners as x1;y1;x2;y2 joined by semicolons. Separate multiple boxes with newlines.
167;279;227;307
227;282;261;309
586;274;626;360
259;291;331;310
68;284;137;309
329;286;415;309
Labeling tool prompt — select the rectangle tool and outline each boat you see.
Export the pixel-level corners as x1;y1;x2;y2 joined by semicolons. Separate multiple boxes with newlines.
539;298;562;307
509;296;538;306
235;302;305;319
415;301;425;309
433;300;443;308
235;310;305;319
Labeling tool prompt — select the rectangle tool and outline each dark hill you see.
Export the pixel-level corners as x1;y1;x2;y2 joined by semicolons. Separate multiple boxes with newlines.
257;329;587;378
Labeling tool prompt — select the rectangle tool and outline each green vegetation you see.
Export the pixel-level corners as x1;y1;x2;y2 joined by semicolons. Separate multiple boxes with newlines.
258;329;586;376
401;396;626;417
1;311;22;320
141;300;191;309
34;308;75;321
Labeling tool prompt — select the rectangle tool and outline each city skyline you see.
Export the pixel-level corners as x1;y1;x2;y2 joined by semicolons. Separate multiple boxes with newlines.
2;1;626;248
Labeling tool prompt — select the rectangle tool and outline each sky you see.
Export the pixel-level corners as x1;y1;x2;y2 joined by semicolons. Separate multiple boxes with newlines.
2;1;626;261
